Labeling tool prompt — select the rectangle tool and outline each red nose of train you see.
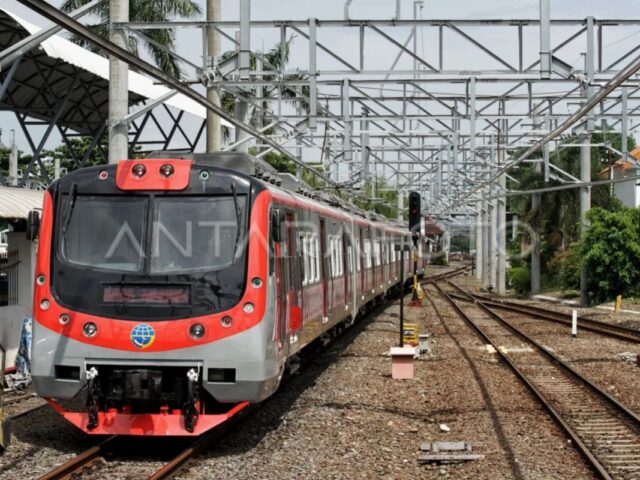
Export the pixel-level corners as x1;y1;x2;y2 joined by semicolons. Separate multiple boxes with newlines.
115;159;193;191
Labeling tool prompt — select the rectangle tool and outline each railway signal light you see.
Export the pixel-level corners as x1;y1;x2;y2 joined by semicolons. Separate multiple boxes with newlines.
408;191;421;244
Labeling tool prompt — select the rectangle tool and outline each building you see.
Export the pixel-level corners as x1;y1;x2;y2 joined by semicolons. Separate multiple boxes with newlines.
599;147;640;208
0;186;43;367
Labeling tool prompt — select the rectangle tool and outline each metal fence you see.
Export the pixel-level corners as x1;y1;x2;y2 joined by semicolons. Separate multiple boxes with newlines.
0;250;19;306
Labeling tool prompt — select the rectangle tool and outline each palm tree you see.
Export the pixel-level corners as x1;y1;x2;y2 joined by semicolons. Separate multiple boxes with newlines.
61;0;201;79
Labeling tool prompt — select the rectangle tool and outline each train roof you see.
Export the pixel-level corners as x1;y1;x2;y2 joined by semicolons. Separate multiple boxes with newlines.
146;151;411;235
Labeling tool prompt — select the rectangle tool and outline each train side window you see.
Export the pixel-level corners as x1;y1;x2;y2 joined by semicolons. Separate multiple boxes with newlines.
338;237;343;276
307;233;313;283
331;235;337;278
333;235;338;278
314;234;321;282
301;232;308;286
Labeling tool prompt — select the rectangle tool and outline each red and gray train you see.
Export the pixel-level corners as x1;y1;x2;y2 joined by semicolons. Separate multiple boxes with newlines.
30;152;427;436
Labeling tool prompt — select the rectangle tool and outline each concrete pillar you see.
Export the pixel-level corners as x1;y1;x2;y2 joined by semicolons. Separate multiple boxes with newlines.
397;190;404;221
497;105;507;294
8;137;18;186
482;200;490;287
530;193;541;295
489;199;497;289
475;201;483;280
233;25;251;152
530;104;544;296
206;0;222;152
580;133;592;306
108;0;129;164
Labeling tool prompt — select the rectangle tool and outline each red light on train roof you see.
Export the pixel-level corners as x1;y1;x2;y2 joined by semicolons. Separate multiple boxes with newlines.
132;163;147;178
116;159;193;191
159;164;175;177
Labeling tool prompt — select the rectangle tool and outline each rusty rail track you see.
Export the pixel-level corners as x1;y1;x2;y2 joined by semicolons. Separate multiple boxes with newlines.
446;282;640;344
37;436;119;480
430;281;640;480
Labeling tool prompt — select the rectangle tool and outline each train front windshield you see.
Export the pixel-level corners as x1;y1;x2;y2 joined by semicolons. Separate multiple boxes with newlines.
61;196;246;274
53;193;249;319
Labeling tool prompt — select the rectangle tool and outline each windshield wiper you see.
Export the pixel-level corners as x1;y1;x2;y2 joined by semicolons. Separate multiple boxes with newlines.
231;183;242;259
61;183;78;258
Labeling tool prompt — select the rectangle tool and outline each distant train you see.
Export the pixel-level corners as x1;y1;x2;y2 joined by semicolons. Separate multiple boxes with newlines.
29;152;427;436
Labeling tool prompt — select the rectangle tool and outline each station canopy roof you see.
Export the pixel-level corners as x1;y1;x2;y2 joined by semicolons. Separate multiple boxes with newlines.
0;186;43;221
0;8;232;137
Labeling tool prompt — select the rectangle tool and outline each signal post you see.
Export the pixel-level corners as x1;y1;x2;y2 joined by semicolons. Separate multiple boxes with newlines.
408;192;423;307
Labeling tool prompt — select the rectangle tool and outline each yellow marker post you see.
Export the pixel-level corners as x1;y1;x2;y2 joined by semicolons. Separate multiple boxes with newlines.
615;295;622;313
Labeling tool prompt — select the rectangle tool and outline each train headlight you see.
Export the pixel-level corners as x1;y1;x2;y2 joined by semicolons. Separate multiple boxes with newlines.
243;302;255;314
82;322;98;338
189;323;205;339
131;163;146;178
220;316;233;328
159;164;174;177
40;299;50;310
59;314;70;325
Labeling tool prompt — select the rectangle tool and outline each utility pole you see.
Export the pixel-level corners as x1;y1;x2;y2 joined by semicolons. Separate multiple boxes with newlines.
108;0;129;164
234;0;251;153
580;16;596;307
579;132;591;306
497;101;507;294
206;0;222;152
9;130;18;186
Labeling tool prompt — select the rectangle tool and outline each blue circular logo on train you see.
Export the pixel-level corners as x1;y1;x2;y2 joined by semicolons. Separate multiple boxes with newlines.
130;323;156;349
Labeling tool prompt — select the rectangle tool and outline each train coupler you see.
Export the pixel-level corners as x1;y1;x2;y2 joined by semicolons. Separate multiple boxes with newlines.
183;368;200;433
85;367;100;430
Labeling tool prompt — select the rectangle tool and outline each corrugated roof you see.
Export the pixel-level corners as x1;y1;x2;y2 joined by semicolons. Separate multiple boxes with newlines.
0;186;44;220
0;8;233;136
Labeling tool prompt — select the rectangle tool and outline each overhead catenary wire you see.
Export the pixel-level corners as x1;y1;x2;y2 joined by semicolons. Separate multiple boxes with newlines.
452;46;640;208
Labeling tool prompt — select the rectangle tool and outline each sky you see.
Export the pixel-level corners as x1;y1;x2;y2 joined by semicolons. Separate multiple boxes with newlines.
2;0;640;156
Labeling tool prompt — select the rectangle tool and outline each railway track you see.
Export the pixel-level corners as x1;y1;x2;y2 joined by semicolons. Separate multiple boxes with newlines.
430;281;640;480
36;268;466;480
37;403;252;480
445;282;640;344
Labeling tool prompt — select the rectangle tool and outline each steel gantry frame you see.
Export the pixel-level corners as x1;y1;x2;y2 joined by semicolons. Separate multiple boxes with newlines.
12;0;640;299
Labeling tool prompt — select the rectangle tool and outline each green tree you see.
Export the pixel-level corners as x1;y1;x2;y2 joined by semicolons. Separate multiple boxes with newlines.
60;0;201;79
507;131;632;291
450;233;470;253
581;207;640;304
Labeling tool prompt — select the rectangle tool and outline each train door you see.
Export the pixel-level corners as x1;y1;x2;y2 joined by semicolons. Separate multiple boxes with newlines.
343;230;351;308
359;229;365;297
320;219;328;321
271;209;287;350
287;213;302;336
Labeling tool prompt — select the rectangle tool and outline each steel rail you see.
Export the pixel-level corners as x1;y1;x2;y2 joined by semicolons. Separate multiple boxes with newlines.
444;282;640;425
420;265;468;283
147;403;251;480
429;282;612;479
446;284;640;344
433;281;640;479
37;436;119;480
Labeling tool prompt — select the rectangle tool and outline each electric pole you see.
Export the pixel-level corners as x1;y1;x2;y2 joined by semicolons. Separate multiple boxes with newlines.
108;0;129;164
206;0;222;152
